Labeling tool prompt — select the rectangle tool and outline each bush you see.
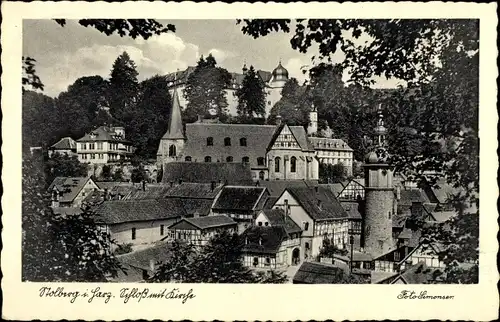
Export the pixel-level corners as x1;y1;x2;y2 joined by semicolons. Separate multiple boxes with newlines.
114;243;133;255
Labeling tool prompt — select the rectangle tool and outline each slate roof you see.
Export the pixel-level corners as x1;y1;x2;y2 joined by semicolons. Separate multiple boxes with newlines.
394;262;435;284
162;182;223;199
162;162;254;185
50;137;76;150
48;177;93;203
181;123;277;168
165;67;273;87
263;196;278;209
285;186;348;221
399;189;430;206
161;89;184;140
77;126;131;143
320;182;346;197
93;199;184;224
431;211;456;222
212;186;267;211
309;137;353;152
289;126;315;151
260;209;302;235
168;215;236;230
293;262;350;284
371;271;398;284
340;201;363;220
241;226;288;254
259;180;315;197
430;179;461;204
52;207;83;216
117;242;173;271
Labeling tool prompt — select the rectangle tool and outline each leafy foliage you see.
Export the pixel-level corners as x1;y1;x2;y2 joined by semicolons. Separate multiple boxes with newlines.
183;54;232;123
22;57;44;92
114;243;134;255
319;163;347;184
44;153;89;186
149;231;289;283
318;238;349;258
109;52;139;120
22;153;123;282
236;65;266;122
267;78;310;126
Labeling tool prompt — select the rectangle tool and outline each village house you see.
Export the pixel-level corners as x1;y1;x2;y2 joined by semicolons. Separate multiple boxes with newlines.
337;178;365;200
48;176;99;208
373;262;437;284
48;137;77;157
272;185;350;261
161;162;254;186
76;126;134;164
211;185;269;233
93;199;186;250
309;137;354;176
166;215;237;246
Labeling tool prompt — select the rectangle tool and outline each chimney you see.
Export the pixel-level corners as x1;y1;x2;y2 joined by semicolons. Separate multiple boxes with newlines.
259;237;263;246
284;199;289;222
255;181;260;187
142;180;146;191
104;188;109;201
276;115;282;126
197;115;203;122
396;185;401;200
317;199;322;210
245;237;248;245
315;186;319;193
211;181;216;192
149;259;155;272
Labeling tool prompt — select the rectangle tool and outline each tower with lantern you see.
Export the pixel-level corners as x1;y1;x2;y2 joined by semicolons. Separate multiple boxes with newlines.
363;104;395;257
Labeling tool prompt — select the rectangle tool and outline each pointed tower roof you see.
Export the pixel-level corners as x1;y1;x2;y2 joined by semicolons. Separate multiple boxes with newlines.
162;88;184;140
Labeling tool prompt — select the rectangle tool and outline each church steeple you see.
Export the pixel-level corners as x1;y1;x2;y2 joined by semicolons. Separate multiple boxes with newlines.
162;88;184;140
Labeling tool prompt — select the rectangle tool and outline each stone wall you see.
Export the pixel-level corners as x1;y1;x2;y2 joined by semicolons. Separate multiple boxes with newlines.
363;188;394;257
87;162;159;183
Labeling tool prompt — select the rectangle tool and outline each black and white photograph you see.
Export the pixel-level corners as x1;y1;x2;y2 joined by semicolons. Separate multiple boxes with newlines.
2;1;498;321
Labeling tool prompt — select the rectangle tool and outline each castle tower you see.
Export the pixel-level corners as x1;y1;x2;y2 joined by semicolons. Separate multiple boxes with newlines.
307;103;318;136
363;104;394;257
157;87;185;166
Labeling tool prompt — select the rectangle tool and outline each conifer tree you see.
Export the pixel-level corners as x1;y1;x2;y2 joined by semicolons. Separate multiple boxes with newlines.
236;65;266;123
109;51;139;120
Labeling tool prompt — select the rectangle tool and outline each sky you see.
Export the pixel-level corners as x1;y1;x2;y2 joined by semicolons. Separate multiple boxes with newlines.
23;19;402;97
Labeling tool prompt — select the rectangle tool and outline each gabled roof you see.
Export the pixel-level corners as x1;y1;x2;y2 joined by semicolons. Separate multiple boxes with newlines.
162;182;223;199
77;126;131;143
320;182;346;197
168;215;236;230
48;177;94;203
284;186;348;221
165;67;273;87
162;89;184;140
161;162;254;185
371;271;398;284
259;180;316;197
293;262;350;284
391;262;435;284
266;123;314;152
212;186;267;211
117;242;173;271
340;201;363;220
259;209;302;235
93;199;184;224
399;189;430;206
241;226;288;254
50;137;76;150
181;123;277;168
309;137;353;152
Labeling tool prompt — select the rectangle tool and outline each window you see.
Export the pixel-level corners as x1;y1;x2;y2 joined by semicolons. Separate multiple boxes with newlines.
226;156;233;162
259;171;265;180
242;156;249;164
258;221;263;226
290;156;297;172
81;143;86;150
207;137;213;146
160;225;165;236
253;257;259;267
305;242;310;249
388;211;392;219
185;156;192;162
240;138;247;146
168;144;177;157
304;222;309;231
89;143;95;150
224;137;231;146
97;142;103;150
264;222;269;227
394;252;400;261
274;157;281;172
265;257;271;266
131;228;136;240
90;154;95;159
257;157;265;166
204;156;212;162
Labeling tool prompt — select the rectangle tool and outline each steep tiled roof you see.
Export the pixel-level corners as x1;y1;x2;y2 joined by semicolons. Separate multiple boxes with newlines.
309;137;353;152
289;126;315;151
178;199;213;217
241;226;288;254
52;207;83;216
399;189;430;206
181;123;277;168
285;186;348;221
77;126;130;143
431;211;456;222
162;162;254;185
162;182;223;199
260;209;302;235
394;262;435;284
212;186;267;211
50;137;76;150
169;215;236;230
293;262;349;284
320;182;346;197
162;89;184;140
263;196;278;209
48;177;93;203
371;271;398;284
93;199;184;224
117;242;173;271
340;201;363;220
259;180;315;197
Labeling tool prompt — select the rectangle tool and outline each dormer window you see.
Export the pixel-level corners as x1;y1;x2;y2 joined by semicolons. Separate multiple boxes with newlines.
224;137;231;146
240;138;247;146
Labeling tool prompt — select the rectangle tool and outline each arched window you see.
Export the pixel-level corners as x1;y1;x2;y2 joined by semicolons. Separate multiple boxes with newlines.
290;156;297;173
168;144;176;157
257;157;265;166
207;137;213;146
224;137;231;146
242;156;249;164
274;157;281;172
185;156;192;162
240;138;247;146
204;156;212;162
226;156;233;162
259;171;265;180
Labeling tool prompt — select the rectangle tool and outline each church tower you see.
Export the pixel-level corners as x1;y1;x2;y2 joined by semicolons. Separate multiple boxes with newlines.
363;105;394;257
157;88;185;166
307;103;318;136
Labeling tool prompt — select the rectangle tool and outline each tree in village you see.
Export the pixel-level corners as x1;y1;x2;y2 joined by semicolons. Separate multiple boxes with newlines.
149;231;288;283
44;153;89;186
238;19;479;283
22;152;123;282
22;91;59;150
183;54;232;123
235;65;266;122
318;163;348;184
22;19;174;282
109;51;139;121
267;78;310;126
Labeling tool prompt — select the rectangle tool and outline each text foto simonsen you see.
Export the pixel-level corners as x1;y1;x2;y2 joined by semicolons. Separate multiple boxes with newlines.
398;290;455;300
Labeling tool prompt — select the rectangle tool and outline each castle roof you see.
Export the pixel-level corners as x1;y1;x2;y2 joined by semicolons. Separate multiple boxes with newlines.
93;199;184;224
50;137;76;150
77;126;130;144
161;162;254;185
162;89;184;140
309;137;353;152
